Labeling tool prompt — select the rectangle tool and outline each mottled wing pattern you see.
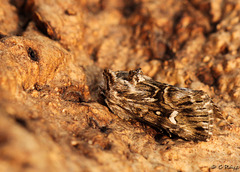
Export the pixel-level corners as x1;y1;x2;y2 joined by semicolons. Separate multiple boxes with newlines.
154;85;214;141
103;69;216;141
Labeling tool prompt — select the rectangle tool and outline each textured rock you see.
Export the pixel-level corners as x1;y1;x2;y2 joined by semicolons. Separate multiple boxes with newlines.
0;0;19;36
0;0;239;171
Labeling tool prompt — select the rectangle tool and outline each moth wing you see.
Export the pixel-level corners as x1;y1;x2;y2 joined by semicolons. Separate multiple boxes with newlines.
157;86;214;141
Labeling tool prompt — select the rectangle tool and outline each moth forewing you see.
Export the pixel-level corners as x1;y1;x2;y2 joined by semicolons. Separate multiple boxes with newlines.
103;69;216;141
160;87;214;141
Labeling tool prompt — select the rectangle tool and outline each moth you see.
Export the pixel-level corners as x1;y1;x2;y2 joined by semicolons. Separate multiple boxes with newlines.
102;69;218;141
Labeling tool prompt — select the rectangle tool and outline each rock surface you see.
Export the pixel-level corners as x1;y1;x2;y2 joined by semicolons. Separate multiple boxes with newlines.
0;0;239;171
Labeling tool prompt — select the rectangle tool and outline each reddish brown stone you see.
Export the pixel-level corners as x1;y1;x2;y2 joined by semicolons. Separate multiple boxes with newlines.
0;0;239;171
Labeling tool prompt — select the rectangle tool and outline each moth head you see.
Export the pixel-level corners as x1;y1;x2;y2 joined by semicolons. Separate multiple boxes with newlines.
103;68;143;85
103;69;147;94
103;69;116;91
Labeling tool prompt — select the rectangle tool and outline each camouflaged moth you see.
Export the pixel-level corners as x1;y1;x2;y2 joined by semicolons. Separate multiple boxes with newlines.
102;69;218;141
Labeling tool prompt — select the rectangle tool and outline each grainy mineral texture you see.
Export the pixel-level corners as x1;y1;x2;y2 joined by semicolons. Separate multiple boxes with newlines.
0;0;239;172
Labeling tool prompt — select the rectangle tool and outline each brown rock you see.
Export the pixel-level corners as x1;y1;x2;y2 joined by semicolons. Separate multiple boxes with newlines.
0;0;239;171
0;1;19;36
